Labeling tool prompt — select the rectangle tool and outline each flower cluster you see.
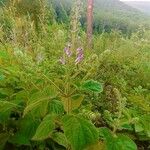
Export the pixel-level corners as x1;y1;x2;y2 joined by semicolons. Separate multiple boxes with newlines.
64;44;72;57
59;44;84;65
75;48;84;65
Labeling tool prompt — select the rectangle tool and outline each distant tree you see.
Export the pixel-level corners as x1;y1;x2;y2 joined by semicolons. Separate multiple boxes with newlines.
87;0;94;48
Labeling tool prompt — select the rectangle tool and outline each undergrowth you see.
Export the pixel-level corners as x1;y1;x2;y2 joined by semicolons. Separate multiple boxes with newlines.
0;1;150;150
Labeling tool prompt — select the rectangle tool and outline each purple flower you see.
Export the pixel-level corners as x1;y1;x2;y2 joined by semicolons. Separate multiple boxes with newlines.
76;48;83;54
64;43;72;57
64;47;72;57
59;57;65;65
75;47;84;65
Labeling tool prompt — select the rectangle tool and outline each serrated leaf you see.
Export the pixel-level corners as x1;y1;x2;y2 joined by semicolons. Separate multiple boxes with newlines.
32;114;55;141
0;100;20;113
43;85;58;98
62;115;99;150
9;116;39;146
99;128;113;141
24;86;58;117
23;91;49;117
0;88;14;98
23;98;49;117
107;135;137;150
135;115;150;137
61;94;84;113
82;80;103;93
52;132;69;148
99;128;137;150
71;94;84;110
49;99;64;114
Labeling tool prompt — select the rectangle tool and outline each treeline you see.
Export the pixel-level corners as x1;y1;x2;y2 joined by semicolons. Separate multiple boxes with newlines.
51;0;150;35
1;0;150;35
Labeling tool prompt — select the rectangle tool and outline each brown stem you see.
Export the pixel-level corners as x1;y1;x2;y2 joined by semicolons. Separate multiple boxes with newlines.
87;0;94;48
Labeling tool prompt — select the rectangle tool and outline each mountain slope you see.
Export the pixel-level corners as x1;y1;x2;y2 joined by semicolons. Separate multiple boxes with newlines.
93;0;148;22
123;1;150;15
92;0;150;33
51;0;150;34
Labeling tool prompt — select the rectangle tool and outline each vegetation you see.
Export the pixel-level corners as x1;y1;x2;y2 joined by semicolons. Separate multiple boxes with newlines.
51;0;150;35
124;1;150;15
0;0;150;150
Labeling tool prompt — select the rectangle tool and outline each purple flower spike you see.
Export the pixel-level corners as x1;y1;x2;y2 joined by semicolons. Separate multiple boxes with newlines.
59;57;65;65
75;47;84;65
77;48;83;54
64;47;72;57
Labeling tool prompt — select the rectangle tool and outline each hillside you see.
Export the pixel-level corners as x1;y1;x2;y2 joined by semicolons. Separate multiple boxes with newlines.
123;1;150;15
52;0;150;34
1;0;150;34
0;0;150;149
92;0;149;33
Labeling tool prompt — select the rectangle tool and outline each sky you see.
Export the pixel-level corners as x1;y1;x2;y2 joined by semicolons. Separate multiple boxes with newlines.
121;0;150;1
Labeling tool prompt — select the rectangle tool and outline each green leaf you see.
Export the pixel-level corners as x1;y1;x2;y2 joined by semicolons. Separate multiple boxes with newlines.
135;115;150;137
62;115;99;150
121;124;133;131
23;98;49;117
61;94;84;113
0;51;9;59
23;86;58;117
9;116;39;145
0;88;14;98
23;91;50;117
49;99;64;114
85;142;105;150
0;100;20;113
0;73;5;81
99;128;113;141
32;114;55;141
82;80;103;93
99;128;137;150
0;133;10;149
52;132;69;148
71;94;84;110
107;135;137;150
0;100;20;123
134;123;144;133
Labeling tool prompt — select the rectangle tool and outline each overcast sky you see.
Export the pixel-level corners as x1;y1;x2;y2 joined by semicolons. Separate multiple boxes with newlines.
121;0;150;1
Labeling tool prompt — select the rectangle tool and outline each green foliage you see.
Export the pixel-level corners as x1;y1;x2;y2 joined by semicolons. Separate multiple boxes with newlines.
62;115;99;150
82;80;103;93
48;99;64;114
0;133;10;150
99;128;137;150
51;0;150;35
9;116;39;145
0;0;150;149
23;87;55;117
32;114;55;141
135;115;150;140
52;132;69;148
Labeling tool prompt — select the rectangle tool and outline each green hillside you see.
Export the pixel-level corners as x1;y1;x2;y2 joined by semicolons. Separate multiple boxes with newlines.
1;0;150;34
52;0;150;34
123;1;150;15
0;0;150;150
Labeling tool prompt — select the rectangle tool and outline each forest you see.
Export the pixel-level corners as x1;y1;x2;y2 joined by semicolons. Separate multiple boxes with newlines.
0;0;150;150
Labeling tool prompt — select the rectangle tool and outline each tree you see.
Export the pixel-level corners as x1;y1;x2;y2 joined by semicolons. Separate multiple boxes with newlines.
87;0;94;48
